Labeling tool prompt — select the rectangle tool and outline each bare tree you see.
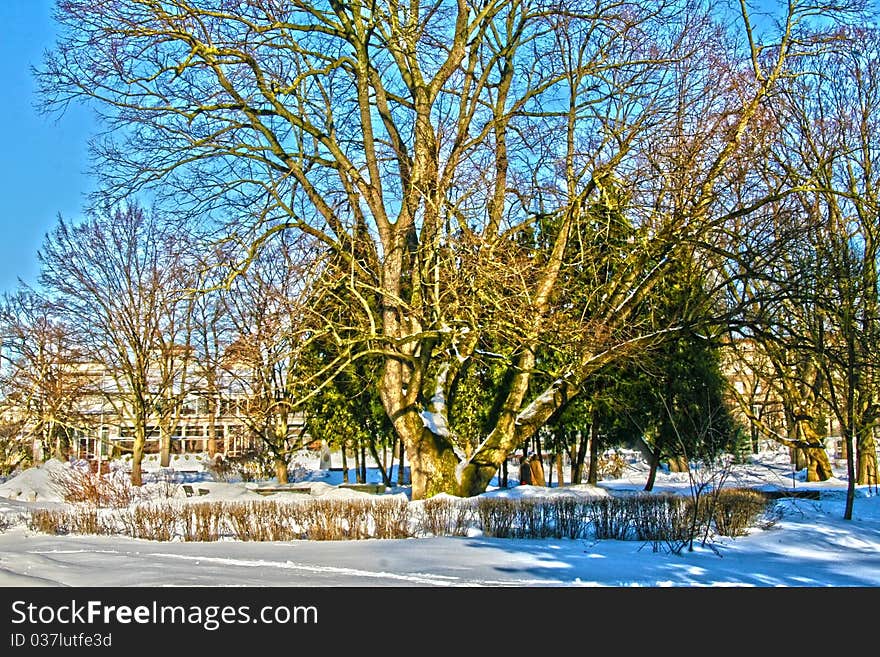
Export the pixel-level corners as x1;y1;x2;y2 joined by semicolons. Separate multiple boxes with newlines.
769;26;880;515
189;251;234;459
0;288;92;462
38;204;197;485
216;234;320;484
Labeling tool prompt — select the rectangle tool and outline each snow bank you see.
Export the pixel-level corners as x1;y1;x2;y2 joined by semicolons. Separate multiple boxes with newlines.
0;459;70;503
480;484;610;500
123;452;211;473
179;482;266;502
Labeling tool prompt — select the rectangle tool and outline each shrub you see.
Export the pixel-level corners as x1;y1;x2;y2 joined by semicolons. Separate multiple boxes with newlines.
550;498;591;539
596;451;629;480
212;449;278;482
204;455;236;482
588;496;636;540
29;509;68;535
629;493;690;542
475;498;517;538
369;498;412;539
50;467;135;508
419;496;475;537
227;500;298;541
180;502;225;542
709;488;773;537
28;506;108;536
121;504;176;541
23;486;774;544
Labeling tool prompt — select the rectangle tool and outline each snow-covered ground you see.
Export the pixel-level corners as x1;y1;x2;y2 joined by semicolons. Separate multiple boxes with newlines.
0;448;878;587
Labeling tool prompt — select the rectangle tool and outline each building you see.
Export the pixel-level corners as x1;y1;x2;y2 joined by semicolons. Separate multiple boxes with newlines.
1;357;308;465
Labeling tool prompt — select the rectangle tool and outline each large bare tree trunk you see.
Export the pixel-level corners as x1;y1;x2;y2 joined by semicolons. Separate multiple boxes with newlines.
207;396;218;458
341;443;349;484
274;457;288;484
587;425;600;486
857;425;879;486
131;426;145;487
159;427;171;468
798;420;833;482
571;430;589;484
396;417;461;499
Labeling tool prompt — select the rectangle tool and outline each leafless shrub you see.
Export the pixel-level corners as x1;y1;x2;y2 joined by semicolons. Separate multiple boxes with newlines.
548;498;590;539
210;449;277;483
28;509;68;534
297;500;346;540
588;497;637;540
627;493;693;553
203;456;236;482
419;497;475;537
709;488;773;537
24;487;775;544
120;504;175;541
144;478;181;501
180;502;226;542
72;506;103;535
27;506;108;536
226;501;298;541
335;500;373;540
513;499;554;538
475;498;518;538
369;498;412;539
50;467;135;508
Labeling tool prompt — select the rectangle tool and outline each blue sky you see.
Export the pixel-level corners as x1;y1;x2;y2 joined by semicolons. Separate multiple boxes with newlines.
0;1;96;296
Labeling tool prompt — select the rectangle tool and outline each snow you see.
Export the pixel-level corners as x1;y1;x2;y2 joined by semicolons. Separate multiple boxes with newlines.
0;448;878;587
0;458;69;503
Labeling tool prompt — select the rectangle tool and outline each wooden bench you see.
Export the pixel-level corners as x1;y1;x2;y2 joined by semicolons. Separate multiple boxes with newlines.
339;482;386;494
